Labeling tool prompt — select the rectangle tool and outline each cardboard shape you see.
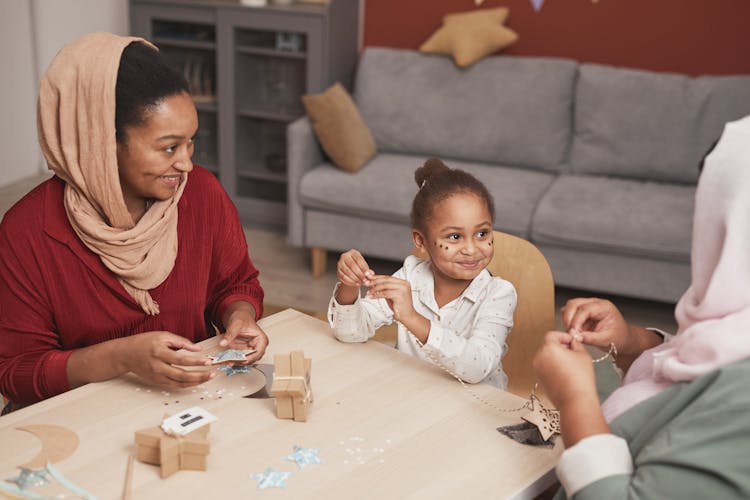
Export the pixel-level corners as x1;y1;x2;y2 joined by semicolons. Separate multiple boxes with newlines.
134;425;210;478
271;350;313;421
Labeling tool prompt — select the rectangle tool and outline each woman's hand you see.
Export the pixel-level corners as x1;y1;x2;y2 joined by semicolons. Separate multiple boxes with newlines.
335;249;373;305
533;331;609;446
562;297;664;372
220;301;268;364
533;331;597;410
118;331;215;389
561;298;635;353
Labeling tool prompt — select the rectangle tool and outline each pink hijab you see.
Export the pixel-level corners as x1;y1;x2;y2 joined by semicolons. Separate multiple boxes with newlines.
602;115;750;421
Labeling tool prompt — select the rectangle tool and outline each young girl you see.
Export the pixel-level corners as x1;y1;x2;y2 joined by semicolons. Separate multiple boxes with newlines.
328;158;517;389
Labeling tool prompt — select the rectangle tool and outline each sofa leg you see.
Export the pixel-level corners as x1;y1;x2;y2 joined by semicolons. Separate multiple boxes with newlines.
311;248;327;278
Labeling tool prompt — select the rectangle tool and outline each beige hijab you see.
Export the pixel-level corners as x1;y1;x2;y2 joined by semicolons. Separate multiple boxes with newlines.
37;32;188;315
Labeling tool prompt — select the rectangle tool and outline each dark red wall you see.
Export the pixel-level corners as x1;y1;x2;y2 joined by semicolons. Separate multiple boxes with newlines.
363;0;750;76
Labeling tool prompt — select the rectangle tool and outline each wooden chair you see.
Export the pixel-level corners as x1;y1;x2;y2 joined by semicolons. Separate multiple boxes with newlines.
488;231;555;398
416;230;555;398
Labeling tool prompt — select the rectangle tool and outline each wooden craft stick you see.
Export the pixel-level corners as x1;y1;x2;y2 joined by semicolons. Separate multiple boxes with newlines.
121;454;134;500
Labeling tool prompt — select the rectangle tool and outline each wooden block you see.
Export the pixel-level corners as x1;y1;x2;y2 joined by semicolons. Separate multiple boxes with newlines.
134;426;162;448
134;422;211;477
292;396;308;422
180;453;207;471
276;395;295;419
291;351;310;421
159;436;180;479
181;426;210;454
272;353;294;418
136;445;160;465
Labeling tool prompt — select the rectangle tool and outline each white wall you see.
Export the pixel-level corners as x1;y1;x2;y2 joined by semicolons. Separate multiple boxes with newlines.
32;0;130;81
0;0;39;187
0;0;129;187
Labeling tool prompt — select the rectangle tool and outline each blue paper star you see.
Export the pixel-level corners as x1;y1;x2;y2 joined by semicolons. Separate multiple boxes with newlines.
209;349;253;364
7;468;49;489
217;364;251;376
284;445;322;469
251;467;292;490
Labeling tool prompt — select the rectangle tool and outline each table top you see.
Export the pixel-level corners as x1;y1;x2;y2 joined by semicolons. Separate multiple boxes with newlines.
0;309;561;499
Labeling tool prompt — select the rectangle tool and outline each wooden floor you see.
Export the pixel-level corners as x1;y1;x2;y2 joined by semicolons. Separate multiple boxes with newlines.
2;173;678;341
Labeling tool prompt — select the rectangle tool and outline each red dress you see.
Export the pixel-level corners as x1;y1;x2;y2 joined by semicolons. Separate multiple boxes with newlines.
0;166;264;404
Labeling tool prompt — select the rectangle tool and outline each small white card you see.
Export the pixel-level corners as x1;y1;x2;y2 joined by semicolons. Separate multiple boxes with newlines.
161;406;217;436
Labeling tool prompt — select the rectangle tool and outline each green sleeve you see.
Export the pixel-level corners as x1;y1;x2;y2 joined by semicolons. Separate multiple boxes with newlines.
571;404;750;499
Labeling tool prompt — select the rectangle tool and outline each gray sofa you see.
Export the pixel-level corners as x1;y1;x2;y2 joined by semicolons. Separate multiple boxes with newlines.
287;47;750;303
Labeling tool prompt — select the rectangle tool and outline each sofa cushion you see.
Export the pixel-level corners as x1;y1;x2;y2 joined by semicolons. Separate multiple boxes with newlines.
693;74;750;151
532;175;694;261
299;153;556;238
570;64;750;184
301;82;376;173
419;8;518;68
353;48;577;172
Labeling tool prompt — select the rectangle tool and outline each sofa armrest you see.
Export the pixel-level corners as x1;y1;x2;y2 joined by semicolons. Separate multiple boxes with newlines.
287;116;324;246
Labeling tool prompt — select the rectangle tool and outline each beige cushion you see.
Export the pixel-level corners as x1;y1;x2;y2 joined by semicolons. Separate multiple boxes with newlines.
302;82;376;173
419;8;518;68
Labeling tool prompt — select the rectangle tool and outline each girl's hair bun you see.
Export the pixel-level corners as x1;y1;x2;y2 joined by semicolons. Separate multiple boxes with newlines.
414;157;450;188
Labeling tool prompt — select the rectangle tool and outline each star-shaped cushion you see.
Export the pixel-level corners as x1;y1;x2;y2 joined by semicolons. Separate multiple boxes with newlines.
419;8;518;68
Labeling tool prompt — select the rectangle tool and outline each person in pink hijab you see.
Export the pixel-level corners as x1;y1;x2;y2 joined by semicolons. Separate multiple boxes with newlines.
0;33;267;410
534;115;750;499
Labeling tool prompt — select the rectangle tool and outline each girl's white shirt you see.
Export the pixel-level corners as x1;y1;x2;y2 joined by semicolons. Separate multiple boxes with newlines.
328;255;517;389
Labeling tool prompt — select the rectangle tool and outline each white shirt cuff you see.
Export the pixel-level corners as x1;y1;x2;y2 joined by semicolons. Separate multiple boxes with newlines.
646;327;674;343
556;433;633;496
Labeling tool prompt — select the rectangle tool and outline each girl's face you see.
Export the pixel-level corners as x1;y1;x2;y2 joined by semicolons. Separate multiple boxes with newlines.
416;192;494;283
116;91;198;217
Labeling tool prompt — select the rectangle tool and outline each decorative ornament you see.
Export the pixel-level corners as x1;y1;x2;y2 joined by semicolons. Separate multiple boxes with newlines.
284;446;322;469
251;467;292;490
16;425;80;469
6;468;50;489
217;364;252;376
207;349;255;365
416;333;617;446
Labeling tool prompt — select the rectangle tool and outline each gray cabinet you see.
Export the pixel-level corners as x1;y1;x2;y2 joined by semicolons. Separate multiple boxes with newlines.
130;0;359;227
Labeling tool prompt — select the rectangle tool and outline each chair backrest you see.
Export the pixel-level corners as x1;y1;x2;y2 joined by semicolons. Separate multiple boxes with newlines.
414;230;555;398
488;231;555;398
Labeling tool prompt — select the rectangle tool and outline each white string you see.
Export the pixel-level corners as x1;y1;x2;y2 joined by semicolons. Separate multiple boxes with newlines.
273;375;312;403
413;335;617;417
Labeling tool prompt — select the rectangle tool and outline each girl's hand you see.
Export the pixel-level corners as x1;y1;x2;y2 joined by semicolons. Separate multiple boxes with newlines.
335;249;374;305
533;331;597;410
336;249;373;287
119;331;215;389
366;275;416;323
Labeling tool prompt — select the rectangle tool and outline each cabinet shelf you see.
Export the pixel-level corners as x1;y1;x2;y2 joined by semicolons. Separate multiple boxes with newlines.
236;45;306;59
237;107;297;122
195;101;217;112
132;0;359;229
152;37;215;51
237;167;286;183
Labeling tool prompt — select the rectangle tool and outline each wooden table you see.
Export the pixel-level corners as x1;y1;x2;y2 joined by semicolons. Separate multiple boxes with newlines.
0;309;561;499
